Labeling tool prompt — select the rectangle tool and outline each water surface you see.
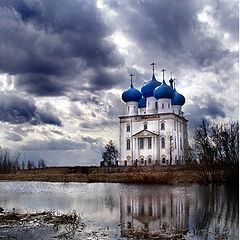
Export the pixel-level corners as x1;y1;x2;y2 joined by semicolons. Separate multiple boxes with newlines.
0;182;238;239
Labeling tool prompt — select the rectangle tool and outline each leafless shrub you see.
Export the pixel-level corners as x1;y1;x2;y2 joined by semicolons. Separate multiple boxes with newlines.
193;119;239;184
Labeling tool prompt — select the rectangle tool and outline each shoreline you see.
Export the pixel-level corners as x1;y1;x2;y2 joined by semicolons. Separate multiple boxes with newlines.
0;165;237;185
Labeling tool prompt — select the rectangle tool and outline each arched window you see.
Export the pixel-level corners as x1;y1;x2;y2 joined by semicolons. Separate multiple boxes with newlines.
180;137;182;150
161;137;165;148
162;103;164;109
127;139;130;150
161;122;165;130
144;123;147;130
127;106;130;112
155;102;158;109
168;103;170;109
126;125;130;132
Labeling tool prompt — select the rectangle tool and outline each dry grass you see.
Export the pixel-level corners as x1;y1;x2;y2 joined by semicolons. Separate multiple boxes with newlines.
0;210;84;239
0;166;236;184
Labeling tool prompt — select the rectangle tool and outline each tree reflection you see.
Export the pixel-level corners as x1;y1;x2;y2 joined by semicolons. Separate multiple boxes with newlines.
189;185;239;239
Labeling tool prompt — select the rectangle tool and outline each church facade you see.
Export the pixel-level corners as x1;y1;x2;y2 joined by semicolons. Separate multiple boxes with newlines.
119;66;188;166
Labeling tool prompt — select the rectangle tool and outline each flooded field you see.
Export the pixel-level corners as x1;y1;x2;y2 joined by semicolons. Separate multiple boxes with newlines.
0;182;238;239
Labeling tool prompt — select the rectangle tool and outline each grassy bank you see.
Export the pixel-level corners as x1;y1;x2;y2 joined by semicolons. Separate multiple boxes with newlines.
0;165;236;185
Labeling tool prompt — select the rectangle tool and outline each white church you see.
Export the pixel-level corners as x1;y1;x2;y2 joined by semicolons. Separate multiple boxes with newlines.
119;64;188;166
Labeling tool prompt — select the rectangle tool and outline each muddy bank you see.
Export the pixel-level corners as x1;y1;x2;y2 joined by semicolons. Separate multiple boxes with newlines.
0;165;232;184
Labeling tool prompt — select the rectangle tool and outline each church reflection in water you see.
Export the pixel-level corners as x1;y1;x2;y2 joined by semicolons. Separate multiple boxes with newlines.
119;185;238;239
120;187;189;238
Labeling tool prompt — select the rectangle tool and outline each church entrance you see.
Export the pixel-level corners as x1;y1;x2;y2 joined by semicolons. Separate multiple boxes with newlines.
124;160;127;166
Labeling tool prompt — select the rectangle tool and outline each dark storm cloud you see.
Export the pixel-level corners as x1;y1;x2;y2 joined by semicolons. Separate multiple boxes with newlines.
0;0;123;96
106;0;238;71
185;95;226;131
211;0;239;41
0;94;35;124
0;93;62;126
20;139;87;151
80;119;116;130
16;74;66;96
87;68;127;91
34;111;62;126
106;0;199;52
70;94;109;113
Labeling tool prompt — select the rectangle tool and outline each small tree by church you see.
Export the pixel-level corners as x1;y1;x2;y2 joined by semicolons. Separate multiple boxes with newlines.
101;140;119;167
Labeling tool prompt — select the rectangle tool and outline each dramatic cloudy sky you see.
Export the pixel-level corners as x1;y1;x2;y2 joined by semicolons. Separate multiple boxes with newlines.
0;0;238;166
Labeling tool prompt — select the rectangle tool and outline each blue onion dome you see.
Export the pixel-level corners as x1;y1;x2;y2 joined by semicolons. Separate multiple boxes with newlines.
138;97;146;108
141;74;161;98
122;84;142;102
172;89;185;105
153;80;175;99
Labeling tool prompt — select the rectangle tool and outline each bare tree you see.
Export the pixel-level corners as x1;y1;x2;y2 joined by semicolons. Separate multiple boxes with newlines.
27;160;35;170
0;147;21;173
193;119;239;184
38;159;46;169
21;160;25;170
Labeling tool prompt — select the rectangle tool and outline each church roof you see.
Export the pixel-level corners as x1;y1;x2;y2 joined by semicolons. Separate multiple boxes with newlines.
153;80;175;99
132;129;159;137
141;74;161;98
138;97;146;108
122;83;142;102
172;89;185;105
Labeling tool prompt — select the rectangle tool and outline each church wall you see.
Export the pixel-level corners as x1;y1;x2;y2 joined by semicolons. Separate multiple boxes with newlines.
157;98;172;114
146;96;158;114
119;112;187;166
